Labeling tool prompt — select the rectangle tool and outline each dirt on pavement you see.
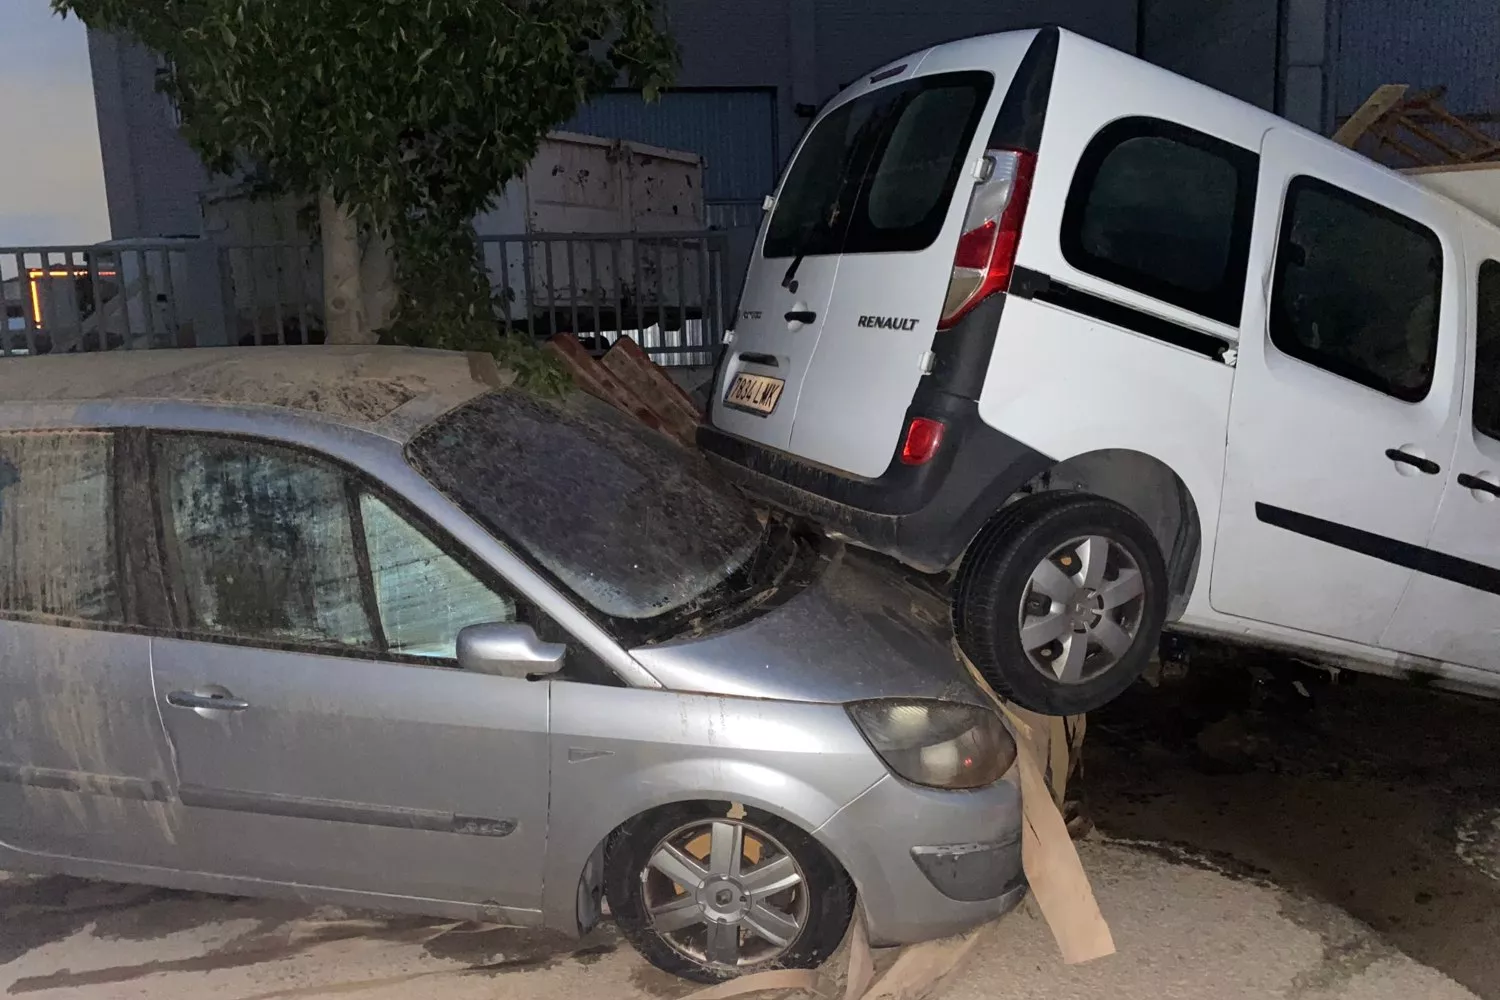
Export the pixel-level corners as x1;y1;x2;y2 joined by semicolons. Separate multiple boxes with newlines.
4;647;1500;999
1085;649;1500;1000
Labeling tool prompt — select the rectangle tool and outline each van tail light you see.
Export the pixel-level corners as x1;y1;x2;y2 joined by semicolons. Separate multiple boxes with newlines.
901;417;947;466
938;149;1037;330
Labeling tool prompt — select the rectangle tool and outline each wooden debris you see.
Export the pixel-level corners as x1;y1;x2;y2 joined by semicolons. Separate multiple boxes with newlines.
544;333;703;446
543;334;670;438
954;642;1115;965
998;701;1116;964
1333;84;1409;148
1335;84;1500;167
600;336;703;444
678;969;821;999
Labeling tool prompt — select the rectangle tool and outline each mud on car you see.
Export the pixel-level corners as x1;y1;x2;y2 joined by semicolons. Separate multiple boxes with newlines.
0;347;1024;983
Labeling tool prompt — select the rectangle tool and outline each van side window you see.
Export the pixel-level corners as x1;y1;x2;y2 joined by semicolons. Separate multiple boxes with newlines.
1062;118;1258;326
0;431;121;623
1474;260;1500;440
1269;177;1442;402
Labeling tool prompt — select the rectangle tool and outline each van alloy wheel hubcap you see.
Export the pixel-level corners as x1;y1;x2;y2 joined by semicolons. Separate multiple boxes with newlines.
1017;535;1146;685
641;819;808;969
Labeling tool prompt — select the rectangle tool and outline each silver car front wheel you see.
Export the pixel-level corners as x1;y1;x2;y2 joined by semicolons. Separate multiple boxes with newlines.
642;818;809;969
607;804;853;983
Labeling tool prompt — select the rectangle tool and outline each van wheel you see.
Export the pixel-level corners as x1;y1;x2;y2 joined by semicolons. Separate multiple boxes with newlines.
955;492;1167;716
606;804;853;984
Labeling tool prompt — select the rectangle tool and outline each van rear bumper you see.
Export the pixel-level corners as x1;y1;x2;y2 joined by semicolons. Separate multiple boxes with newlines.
698;390;1052;573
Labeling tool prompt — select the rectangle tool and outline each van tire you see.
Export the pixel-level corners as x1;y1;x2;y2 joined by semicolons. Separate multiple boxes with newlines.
954;492;1167;716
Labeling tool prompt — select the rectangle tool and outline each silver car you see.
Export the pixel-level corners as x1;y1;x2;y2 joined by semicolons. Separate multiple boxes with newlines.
0;347;1024;982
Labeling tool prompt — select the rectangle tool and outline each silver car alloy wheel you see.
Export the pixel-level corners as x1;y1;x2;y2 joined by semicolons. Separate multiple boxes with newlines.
1017;534;1146;685
640;818;809;970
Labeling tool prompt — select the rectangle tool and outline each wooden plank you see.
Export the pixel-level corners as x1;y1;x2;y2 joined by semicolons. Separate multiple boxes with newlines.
1333;84;1410;148
608;333;704;416
599;338;702;445
953;642;1115;965
543;334;668;436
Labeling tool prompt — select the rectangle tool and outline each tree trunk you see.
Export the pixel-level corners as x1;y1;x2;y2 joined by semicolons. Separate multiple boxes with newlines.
360;228;398;335
320;191;370;344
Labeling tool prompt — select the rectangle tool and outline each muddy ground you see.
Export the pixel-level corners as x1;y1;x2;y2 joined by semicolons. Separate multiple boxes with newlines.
1085;651;1500;999
3;651;1499;998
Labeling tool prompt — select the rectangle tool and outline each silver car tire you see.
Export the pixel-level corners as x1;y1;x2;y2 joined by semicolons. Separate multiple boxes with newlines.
606;803;853;984
954;491;1168;716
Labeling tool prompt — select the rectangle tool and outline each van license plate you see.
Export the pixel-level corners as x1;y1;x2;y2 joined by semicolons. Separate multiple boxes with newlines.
725;373;786;416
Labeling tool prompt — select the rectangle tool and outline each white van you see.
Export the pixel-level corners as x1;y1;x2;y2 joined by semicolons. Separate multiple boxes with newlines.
700;27;1500;715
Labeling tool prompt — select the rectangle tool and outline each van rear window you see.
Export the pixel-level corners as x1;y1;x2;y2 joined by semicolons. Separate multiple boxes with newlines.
764;72;994;259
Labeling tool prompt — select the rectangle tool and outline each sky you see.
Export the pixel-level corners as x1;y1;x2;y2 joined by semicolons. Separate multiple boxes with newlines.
0;0;110;246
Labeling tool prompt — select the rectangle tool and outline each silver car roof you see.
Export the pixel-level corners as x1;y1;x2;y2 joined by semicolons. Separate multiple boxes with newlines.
0;346;507;441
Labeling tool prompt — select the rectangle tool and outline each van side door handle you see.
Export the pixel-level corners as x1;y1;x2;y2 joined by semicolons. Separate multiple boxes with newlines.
784;310;817;324
1386;448;1441;475
1458;473;1500;499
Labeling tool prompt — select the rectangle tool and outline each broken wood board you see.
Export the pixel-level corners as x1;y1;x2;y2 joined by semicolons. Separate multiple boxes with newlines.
1333;84;1409;148
1335;84;1500;167
599;336;703;443
996;699;1115;965
954;641;1113;964
543;334;672;439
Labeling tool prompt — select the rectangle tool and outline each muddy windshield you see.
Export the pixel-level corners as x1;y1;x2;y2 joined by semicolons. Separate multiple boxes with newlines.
407;389;772;624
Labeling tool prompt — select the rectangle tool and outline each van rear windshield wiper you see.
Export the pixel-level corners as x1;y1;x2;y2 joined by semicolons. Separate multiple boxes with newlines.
781;252;805;290
781;214;834;290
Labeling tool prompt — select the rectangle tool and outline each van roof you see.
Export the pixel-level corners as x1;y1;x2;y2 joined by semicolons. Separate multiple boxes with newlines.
0;346;509;437
1406;163;1500;228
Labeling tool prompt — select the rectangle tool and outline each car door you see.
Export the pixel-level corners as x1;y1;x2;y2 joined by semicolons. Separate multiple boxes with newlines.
1211;127;1464;646
789;65;1005;477
1380;229;1500;670
146;431;553;914
708;91;857;449
0;428;182;869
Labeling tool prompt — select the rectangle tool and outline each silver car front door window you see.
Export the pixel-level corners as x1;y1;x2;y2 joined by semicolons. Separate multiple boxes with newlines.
147;431;558;912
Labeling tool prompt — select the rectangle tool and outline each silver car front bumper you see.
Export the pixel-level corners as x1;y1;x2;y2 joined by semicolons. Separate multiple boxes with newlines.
815;772;1026;946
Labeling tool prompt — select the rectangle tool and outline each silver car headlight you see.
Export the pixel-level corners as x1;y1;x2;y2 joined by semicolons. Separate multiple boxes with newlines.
847;699;1017;790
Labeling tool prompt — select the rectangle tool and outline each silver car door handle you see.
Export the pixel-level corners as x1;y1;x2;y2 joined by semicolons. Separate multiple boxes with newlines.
166;690;250;712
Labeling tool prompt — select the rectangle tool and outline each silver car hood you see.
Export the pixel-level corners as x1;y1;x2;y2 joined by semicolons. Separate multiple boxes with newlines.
629;548;990;706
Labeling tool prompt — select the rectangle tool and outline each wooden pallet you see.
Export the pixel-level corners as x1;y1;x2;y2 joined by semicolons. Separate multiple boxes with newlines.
1335;84;1500;167
542;333;703;446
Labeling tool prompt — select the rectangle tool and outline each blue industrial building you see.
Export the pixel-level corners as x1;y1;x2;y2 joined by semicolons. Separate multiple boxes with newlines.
86;0;1500;239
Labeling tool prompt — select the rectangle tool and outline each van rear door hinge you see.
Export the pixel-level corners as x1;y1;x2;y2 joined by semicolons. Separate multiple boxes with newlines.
919;350;936;374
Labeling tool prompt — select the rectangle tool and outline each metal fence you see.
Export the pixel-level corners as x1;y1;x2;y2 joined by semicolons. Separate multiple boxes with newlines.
2;244;197;356
0;241;315;357
1;229;732;368
479;230;729;367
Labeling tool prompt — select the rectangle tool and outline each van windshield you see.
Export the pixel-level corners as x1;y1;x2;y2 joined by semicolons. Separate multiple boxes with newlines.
407;389;803;634
764;71;994;259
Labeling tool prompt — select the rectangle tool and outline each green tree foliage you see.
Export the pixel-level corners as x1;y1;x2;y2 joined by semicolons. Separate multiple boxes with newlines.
54;0;677;371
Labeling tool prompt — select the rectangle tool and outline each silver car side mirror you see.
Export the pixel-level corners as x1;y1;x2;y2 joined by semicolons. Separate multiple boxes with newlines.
456;622;566;679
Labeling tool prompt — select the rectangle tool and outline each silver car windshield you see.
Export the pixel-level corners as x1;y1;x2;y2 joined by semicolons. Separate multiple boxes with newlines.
407;388;764;621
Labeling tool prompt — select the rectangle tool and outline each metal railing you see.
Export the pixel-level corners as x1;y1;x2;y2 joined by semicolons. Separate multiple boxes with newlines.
1;244;195;356
2;229;731;368
479;230;730;367
217;242;324;347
